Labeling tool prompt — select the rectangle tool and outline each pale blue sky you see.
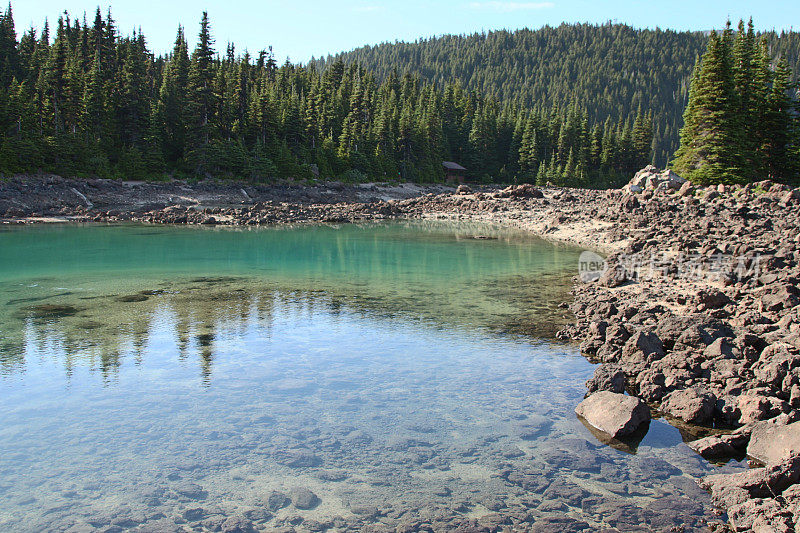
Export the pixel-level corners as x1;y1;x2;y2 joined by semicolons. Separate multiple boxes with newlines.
12;1;800;62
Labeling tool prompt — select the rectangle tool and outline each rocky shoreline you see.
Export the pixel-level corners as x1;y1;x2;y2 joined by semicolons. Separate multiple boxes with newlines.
3;172;800;531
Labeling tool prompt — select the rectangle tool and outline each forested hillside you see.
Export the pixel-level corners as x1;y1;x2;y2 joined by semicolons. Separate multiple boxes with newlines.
0;6;653;186
324;23;800;166
1;6;797;185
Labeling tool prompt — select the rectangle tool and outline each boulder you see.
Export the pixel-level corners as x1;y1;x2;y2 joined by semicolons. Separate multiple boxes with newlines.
780;189;800;206
495;183;543;198
661;387;716;424
621;193;640;211
575;391;650;438
753;343;799;388
658;169;688;190
703;337;735;359
220;516;256;533
621;330;665;364
624;166;687;193
737;394;790;425
688;432;748;459
292;487;320;510
748;421;800;465
695;288;730;310
701;455;800;508
264;491;291;511
597;263;628;287
586;364;626;394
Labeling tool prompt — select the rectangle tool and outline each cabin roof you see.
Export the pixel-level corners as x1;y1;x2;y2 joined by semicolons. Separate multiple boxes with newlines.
442;161;467;171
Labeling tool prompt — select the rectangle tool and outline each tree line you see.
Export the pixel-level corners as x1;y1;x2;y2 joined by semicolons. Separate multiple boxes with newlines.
325;23;800;169
673;20;799;184
0;5;653;185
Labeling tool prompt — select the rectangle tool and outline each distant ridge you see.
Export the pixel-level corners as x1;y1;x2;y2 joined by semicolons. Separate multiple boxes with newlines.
321;23;800;166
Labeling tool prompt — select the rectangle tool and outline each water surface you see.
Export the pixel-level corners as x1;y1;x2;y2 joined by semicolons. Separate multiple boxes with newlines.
0;222;742;532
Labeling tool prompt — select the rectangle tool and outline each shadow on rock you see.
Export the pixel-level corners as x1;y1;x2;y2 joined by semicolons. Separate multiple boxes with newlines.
577;415;650;454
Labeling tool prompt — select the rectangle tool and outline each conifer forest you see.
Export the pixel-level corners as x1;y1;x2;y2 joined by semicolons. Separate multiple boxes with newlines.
0;5;798;186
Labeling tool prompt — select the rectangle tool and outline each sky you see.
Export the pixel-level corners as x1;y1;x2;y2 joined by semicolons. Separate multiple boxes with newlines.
11;0;800;63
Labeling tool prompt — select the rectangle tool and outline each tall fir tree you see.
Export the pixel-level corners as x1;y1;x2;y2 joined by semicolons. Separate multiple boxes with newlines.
672;29;743;184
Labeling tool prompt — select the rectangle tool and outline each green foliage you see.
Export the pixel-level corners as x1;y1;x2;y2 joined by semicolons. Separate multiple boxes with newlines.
673;20;799;184
0;7;662;185
324;23;800;171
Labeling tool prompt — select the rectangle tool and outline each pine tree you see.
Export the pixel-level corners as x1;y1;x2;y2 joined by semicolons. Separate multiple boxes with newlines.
0;3;20;87
673;20;798;184
672;30;742;184
762;58;793;179
155;27;190;164
186;11;216;171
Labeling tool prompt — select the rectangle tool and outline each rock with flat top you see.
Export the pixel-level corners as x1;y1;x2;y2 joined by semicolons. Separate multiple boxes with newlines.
575;391;650;438
748;420;800;465
688;432;748;459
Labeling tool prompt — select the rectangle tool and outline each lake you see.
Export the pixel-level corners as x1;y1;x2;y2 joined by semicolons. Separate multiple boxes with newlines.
0;222;743;532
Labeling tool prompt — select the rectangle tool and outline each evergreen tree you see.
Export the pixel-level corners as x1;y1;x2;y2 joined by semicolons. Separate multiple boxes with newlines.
0;3;20;87
762;58;793;179
672;30;742;184
674;20;799;184
186;11;216;171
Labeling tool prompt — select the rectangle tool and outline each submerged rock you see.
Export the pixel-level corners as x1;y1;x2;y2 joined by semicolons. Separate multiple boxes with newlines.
220;515;256;533
173;482;207;500
264;491;291;512
291;487;320;510
273;449;321;468
575;391;650;439
116;293;149;303
23;304;80;319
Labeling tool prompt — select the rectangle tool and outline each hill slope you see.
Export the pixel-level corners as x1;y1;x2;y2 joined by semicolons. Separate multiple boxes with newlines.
323;23;800;166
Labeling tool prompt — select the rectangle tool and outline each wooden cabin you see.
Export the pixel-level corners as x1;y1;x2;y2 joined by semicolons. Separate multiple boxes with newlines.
442;161;467;184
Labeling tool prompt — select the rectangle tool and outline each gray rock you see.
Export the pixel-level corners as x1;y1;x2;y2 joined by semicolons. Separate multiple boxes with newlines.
748;420;800;464
221;515;256;533
173;482;207;500
273;449;321;468
264;491;291;512
513;414;552;440
575;391;651;438
291;487;320;510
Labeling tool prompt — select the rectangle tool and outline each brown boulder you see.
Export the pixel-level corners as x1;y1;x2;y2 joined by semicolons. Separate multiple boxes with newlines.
748;421;800;465
575;391;650;439
688;432;748;459
621;330;665;364
660;387;716;424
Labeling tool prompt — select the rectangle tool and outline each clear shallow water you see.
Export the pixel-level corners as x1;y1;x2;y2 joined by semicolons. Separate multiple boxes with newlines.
0;222;742;532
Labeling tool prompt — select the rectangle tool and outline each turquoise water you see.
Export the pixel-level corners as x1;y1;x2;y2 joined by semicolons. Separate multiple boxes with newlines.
0;222;741;532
